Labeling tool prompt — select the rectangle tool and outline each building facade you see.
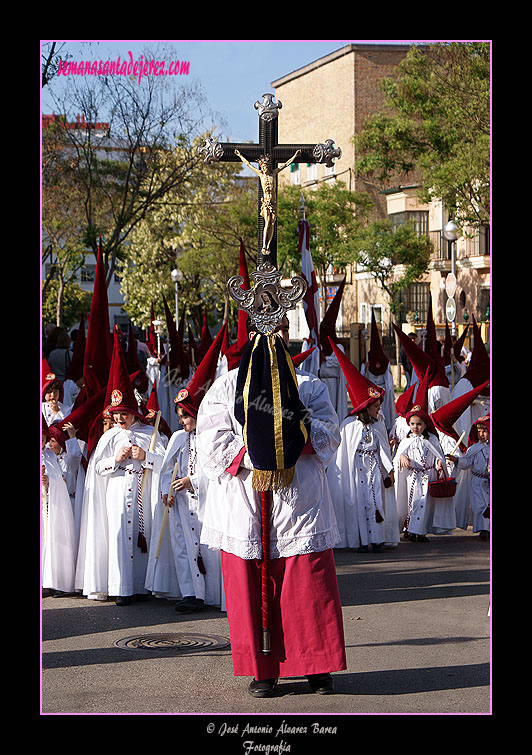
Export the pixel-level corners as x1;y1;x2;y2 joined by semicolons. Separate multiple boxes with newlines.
272;43;490;368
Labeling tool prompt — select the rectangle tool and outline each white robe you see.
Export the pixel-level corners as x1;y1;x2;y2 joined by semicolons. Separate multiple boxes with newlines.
394;433;455;535
389;416;410;457
62;379;81;408
42;447;77;593
327;416;399;548
53;438;86;551
42;401;71;426
145;429;225;608
454;442;490;532
361;364;396;432
197;368;341;560
74;421;165;597
318;349;349;423
300;339;321;376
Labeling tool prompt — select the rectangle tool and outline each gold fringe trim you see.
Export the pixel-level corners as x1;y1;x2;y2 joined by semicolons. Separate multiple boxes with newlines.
252;466;296;491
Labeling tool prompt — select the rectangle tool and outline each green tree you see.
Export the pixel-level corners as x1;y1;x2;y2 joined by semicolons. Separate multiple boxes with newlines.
277;182;373;316
119;160;256;334
44;42;213;285
353;218;433;320
354;42;490;230
42;279;92;330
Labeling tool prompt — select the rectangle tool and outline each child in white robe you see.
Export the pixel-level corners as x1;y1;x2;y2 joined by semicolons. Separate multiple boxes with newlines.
446;415;490;540
145;325;227;611
394;407;449;542
42;421;77;597
326;339;399;551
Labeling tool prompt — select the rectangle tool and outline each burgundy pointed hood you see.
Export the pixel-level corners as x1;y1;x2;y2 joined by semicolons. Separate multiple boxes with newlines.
367;310;389;376
83;238;112;396
329;337;384;415
319;276;346;358
174;322;227;418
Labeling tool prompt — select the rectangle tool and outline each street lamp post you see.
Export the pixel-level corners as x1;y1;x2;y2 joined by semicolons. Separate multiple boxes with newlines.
152;317;165;358
171;268;183;324
443;219;459;337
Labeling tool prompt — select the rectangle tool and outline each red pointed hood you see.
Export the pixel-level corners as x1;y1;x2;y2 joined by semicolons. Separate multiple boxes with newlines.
367;310;389;375
143;380;172;440
222;241;252;370
395;382;417;418
127;322;149;394
106;327;146;422
49;384;108;447
174;322;227;418
405;367;436;434
163;294;183;379
147;302;159;358
188;324;199;366
329;337;384;415
319;276;346;358
423;292;447;385
468;413;490;446
292;347;316;369
83;238;112;396
393;322;445;389
42;370;64;402
197;309;213;363
443;322;469;366
432;380;489;447
463;317;490;389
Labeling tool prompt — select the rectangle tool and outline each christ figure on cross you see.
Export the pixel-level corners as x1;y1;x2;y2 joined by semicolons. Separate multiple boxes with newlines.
234;148;301;256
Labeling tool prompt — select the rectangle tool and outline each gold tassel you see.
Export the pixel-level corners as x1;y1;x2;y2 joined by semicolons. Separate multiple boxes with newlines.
252;466;296;492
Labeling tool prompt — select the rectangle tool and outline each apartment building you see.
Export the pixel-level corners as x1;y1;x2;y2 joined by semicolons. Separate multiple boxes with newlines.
271;43;490;360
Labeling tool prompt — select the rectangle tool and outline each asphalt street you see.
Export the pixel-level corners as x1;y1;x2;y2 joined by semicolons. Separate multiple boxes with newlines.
41;528;491;732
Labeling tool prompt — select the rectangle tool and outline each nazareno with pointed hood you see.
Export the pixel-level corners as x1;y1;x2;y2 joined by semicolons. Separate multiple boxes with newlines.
423;292;448;386
328;337;384;415
42;371;64;403
404;367;436;435
83;238;112;397
319;276;346;360
431;380;489;451
367;310;389;376
462;316;490;390
222;241;252;371
126;322;149;394
392;322;447;389
174;322;228;419
443;321;469;366
106;326;147;423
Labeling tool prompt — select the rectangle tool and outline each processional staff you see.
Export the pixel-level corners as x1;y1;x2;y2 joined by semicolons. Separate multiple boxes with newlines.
199;93;342;654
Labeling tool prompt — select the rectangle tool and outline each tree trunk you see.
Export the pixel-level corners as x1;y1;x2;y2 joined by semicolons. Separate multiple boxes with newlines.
56;274;65;327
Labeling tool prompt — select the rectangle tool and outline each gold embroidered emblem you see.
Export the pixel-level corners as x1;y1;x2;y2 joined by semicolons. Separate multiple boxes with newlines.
111;389;123;406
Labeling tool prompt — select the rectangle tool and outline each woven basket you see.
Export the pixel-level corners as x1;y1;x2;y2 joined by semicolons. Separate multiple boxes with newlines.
429;476;456;498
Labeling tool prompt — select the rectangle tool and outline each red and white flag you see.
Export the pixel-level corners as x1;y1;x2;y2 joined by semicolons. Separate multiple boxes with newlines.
298;219;320;374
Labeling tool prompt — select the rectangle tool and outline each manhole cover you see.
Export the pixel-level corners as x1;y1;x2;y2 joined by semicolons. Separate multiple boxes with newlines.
114;632;230;653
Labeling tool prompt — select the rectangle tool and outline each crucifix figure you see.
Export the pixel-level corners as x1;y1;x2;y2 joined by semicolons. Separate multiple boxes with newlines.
198;94;346;667
234;147;301;257
197;92;341;268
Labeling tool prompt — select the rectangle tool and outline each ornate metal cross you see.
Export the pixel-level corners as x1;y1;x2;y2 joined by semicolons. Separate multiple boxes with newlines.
197;93;342;333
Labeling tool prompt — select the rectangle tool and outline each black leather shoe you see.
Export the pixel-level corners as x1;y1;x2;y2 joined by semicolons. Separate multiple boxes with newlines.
115;596;132;606
248;678;278;698
307;673;334;694
175;596;204;613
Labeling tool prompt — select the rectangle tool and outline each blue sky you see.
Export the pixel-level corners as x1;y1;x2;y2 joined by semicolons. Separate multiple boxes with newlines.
42;40;417;144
